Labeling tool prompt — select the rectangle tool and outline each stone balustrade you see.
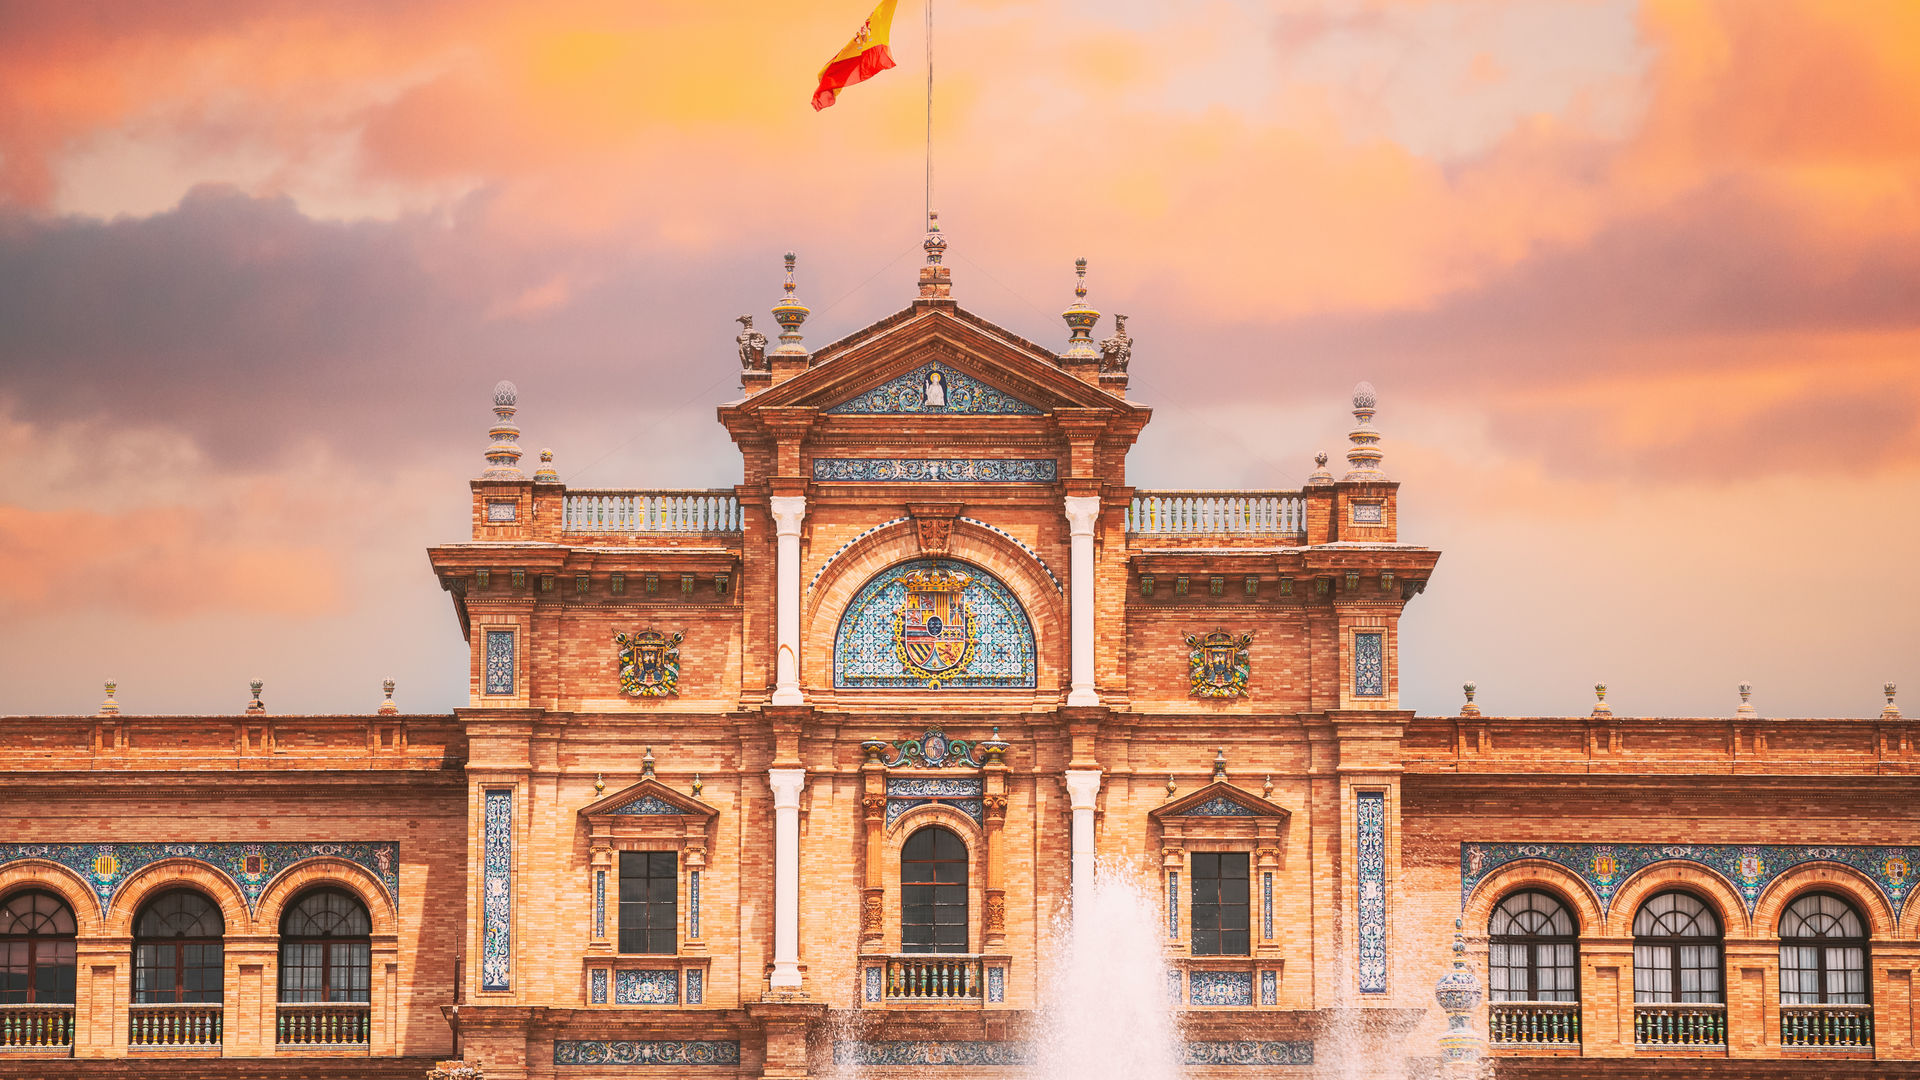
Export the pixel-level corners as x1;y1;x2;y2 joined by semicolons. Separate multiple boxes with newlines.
1780;1003;1872;1049
128;1003;223;1050
1488;1001;1580;1047
1126;491;1305;536
881;955;984;1001
1633;1002;1725;1049
277;1002;371;1047
0;1004;73;1050
562;490;742;533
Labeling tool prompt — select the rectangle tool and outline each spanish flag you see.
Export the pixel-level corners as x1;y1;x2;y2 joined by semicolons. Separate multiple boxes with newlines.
813;0;899;111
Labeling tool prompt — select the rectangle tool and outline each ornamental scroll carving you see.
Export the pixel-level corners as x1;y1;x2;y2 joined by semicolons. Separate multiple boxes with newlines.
861;890;884;934
984;891;1006;934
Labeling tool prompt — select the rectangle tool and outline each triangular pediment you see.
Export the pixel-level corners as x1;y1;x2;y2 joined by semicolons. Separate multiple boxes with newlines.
726;305;1146;419
579;778;717;822
1148;782;1290;822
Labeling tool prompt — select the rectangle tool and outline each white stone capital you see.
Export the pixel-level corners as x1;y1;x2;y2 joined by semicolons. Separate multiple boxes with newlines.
1064;768;1103;810
1063;495;1101;535
768;495;808;535
768;767;807;807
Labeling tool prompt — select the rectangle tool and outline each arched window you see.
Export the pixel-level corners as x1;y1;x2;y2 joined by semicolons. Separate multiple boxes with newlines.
1632;891;1723;1003
1488;890;1578;1002
133;890;224;1003
0;890;77;1004
1779;892;1868;1005
278;889;372;1003
901;826;968;953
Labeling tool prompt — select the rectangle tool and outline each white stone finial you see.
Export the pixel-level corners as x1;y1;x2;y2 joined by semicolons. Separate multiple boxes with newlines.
1461;680;1480;717
1061;258;1100;362
1591;682;1612;717
482;380;524;479
1886;682;1902;719
1736;681;1755;718
769;253;810;358
1343;381;1385;480
99;679;120;716
379;678;398;716
247;678;265;715
1306;450;1335;487
533;448;559;484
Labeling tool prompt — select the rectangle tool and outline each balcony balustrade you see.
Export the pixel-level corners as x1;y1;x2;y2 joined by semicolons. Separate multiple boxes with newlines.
0;1005;73;1052
1780;1003;1872;1049
882;955;984;1001
1633;1003;1725;1050
562;490;742;534
1488;1002;1580;1048
276;1002;371;1048
1126;491;1305;536
128;1003;223;1050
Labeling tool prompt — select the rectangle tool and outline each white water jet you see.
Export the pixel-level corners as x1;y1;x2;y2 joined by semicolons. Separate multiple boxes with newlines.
1035;858;1182;1080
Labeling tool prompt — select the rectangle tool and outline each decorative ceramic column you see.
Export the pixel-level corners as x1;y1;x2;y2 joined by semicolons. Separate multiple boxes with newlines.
1063;495;1101;707
768;767;807;991
1063;769;1102;912
769;495;807;705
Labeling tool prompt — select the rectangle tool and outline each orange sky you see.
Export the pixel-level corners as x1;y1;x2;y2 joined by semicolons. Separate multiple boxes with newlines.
2;0;1916;717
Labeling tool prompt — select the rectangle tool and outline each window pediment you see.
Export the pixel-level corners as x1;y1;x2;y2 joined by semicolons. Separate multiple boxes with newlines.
1150;783;1289;824
581;779;717;836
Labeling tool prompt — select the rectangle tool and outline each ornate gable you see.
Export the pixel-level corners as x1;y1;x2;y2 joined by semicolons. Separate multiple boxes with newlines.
1150;782;1290;859
822;358;1042;416
1150;782;1290;823
581;778;718;827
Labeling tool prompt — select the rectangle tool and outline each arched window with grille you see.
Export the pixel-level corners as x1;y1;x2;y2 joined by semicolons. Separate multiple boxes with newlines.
0;890;77;1004
1632;891;1723;1003
278;889;372;1003
1488;890;1578;1002
901;826;968;953
133;890;225;1003
1779;892;1867;1005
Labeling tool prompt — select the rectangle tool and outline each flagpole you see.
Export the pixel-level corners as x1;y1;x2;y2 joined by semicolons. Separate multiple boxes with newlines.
924;0;934;227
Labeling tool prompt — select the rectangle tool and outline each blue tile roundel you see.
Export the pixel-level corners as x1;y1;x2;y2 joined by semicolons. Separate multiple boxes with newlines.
832;558;1037;689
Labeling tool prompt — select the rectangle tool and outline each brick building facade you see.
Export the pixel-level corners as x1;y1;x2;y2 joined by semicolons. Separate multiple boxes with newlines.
4;228;1917;1079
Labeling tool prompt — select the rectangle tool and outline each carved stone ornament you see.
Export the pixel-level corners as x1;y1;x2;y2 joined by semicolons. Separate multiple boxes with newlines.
878;726;987;768
861;890;884;933
916;517;953;555
1186;630;1253;698
1098;313;1132;373
615;629;684;697
982;794;1008;822
735;314;768;371
861;793;888;818
984;891;1006;933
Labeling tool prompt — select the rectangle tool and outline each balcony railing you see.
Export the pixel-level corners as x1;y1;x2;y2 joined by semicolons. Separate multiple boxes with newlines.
562;490;742;533
1489;1001;1580;1047
1634;1003;1725;1049
0;1004;73;1051
277;1002;371;1047
882;955;983;1001
1780;1003;1872;1049
1126;491;1305;536
129;1003;223;1050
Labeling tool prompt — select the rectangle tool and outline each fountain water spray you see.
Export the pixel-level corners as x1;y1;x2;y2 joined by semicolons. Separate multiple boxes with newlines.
1036;858;1181;1080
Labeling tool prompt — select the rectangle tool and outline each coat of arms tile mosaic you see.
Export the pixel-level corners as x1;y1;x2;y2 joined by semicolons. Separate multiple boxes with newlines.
0;841;399;918
833;559;1036;689
614;629;682;697
1356;791;1388;993
1460;841;1920;919
823;359;1043;416
1187;630;1253;698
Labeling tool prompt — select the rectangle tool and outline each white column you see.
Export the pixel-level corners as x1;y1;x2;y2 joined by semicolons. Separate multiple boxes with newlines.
1063;495;1101;707
1063;768;1103;913
768;767;807;990
768;495;807;706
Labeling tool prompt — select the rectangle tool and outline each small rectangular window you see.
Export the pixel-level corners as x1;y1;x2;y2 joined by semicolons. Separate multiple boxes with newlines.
1190;852;1250;956
484;630;515;696
618;851;678;954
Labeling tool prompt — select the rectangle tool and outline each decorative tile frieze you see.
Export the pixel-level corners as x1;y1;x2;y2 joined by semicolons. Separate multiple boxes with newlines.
481;789;513;991
813;458;1057;483
608;794;684;816
1168;870;1180;939
0;841;399;918
689;869;700;939
486;500;518;522
834;559;1036;689
833;1041;1030;1067
1351;501;1383;525
1263;872;1273;939
554;1041;740;1066
1461;841;1920;919
1356;791;1387;994
484;630;515;695
614;969;679;1005
594;869;606;938
1185;1041;1313;1066
824;360;1043;416
1190;970;1254;1006
886;776;985;827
